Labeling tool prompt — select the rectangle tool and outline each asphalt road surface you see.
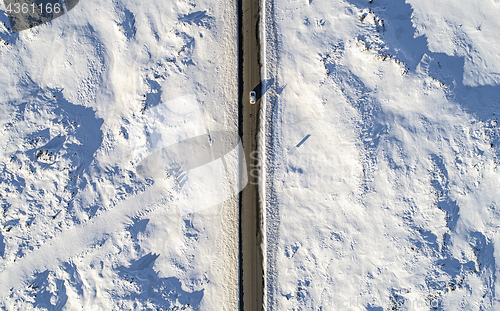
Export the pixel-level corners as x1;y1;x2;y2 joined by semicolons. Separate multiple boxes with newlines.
239;0;263;308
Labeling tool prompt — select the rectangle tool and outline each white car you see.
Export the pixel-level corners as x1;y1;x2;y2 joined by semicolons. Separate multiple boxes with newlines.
249;91;256;104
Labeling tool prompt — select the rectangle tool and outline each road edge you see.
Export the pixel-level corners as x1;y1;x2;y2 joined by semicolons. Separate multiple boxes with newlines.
260;0;280;309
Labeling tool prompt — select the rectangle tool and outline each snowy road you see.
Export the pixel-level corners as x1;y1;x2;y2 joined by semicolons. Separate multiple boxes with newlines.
239;0;264;309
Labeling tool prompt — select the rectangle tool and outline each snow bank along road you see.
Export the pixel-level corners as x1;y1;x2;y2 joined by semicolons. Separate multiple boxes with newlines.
239;0;264;309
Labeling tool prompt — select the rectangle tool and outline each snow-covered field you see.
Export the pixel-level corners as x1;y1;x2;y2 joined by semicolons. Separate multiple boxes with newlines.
262;0;500;310
0;0;239;309
3;0;500;309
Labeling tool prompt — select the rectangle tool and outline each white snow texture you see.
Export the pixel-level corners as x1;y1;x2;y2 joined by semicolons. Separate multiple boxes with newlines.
262;0;500;310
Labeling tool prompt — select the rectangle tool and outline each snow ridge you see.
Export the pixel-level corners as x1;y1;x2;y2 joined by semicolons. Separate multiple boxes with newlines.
260;0;281;308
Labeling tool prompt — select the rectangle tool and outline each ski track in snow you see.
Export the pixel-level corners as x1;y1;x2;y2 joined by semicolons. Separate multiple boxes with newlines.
0;181;173;296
